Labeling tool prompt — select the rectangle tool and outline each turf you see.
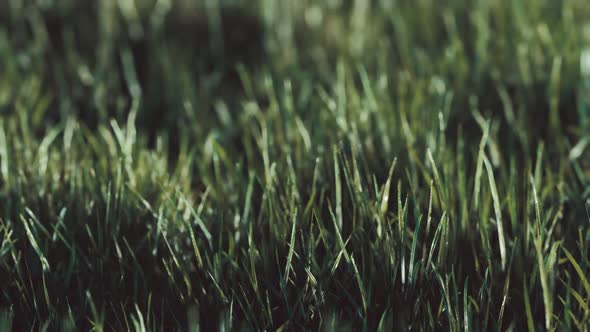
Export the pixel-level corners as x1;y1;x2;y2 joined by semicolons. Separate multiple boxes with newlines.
0;0;590;330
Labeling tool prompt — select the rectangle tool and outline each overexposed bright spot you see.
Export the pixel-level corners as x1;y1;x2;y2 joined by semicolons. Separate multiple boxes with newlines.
569;137;589;160
430;76;446;95
305;6;323;28
581;48;590;77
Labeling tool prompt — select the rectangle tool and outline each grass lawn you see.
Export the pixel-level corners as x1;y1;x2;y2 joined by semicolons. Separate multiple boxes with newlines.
1;0;590;330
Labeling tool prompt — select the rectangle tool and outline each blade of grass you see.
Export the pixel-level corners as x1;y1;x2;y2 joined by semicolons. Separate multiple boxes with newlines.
482;154;507;270
284;207;297;285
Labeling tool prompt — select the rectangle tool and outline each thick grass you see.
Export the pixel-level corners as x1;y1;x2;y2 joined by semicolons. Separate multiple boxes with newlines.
1;0;590;330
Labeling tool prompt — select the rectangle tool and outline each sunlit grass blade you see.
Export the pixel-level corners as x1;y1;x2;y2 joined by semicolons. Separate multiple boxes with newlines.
482;154;507;271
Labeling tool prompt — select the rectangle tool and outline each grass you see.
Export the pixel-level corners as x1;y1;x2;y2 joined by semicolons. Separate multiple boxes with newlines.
0;0;590;330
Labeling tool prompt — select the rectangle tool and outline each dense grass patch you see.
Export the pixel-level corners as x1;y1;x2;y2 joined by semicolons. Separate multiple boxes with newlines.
1;0;590;330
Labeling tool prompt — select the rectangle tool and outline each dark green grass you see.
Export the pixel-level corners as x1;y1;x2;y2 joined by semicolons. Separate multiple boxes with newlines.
1;0;590;330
